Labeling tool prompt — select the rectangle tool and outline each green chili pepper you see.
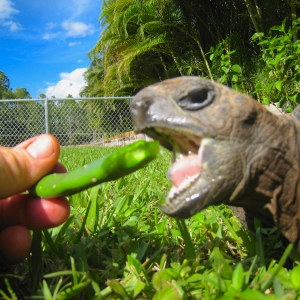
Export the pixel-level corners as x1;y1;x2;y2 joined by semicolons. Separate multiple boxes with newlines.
29;140;159;198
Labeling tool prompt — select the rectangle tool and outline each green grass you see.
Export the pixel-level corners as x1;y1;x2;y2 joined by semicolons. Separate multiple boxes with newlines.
1;146;300;299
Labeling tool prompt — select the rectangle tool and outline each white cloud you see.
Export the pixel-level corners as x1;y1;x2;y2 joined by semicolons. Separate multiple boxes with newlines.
3;19;21;31
77;59;84;63
0;0;22;31
43;20;94;40
69;41;81;47
46;22;58;30
70;0;91;18
0;0;18;20
62;21;94;37
42;32;61;40
44;68;87;98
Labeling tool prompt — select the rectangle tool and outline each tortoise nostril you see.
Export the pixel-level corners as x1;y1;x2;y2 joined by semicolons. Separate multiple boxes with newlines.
130;96;152;116
178;88;215;111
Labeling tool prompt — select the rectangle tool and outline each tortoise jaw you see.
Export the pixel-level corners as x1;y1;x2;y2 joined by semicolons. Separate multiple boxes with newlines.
163;137;217;218
143;127;201;155
141;127;210;218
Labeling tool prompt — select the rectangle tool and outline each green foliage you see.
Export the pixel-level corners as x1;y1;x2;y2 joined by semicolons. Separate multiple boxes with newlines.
83;0;261;96
208;40;243;91
0;71;31;99
39;93;47;99
0;71;10;99
11;87;31;99
80;57;105;97
83;0;297;98
252;18;300;110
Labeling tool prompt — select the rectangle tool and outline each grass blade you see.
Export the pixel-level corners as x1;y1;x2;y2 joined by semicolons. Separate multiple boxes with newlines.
260;243;294;292
176;219;196;261
31;230;43;295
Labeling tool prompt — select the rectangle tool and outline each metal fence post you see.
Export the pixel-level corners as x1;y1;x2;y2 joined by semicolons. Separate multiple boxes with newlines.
44;98;49;134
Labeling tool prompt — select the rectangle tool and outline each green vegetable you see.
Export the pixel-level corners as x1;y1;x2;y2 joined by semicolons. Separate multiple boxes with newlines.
30;140;159;198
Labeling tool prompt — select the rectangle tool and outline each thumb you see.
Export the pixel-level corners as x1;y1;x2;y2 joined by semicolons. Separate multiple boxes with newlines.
0;135;61;199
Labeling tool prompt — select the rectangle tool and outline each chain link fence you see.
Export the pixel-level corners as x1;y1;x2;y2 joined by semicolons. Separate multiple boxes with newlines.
0;97;148;147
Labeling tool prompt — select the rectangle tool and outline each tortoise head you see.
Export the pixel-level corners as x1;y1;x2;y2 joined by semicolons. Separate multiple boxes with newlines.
130;76;300;246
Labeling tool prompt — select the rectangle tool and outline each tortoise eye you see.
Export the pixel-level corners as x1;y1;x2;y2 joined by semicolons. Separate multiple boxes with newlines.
178;88;215;111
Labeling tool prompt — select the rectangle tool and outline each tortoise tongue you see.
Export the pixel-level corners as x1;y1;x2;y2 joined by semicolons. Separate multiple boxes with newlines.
168;154;201;188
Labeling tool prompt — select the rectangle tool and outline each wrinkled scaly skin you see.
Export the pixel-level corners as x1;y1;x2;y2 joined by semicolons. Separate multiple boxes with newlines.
130;76;300;251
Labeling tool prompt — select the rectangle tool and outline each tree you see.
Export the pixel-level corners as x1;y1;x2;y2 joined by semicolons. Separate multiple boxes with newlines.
80;57;105;97
84;0;300;99
0;72;33;99
12;87;31;99
39;93;46;99
85;0;253;95
2;87;31;99
0;71;10;98
2;89;14;99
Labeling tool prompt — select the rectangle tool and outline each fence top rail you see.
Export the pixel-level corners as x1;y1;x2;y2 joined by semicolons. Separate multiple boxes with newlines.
0;96;133;103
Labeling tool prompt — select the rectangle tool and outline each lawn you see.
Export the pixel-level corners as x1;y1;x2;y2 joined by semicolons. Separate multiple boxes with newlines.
1;145;300;299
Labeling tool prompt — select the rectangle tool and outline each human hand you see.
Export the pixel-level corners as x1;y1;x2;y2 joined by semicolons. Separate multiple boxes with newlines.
0;135;70;264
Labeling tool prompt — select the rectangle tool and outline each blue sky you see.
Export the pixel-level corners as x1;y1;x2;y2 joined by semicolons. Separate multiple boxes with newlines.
0;0;102;98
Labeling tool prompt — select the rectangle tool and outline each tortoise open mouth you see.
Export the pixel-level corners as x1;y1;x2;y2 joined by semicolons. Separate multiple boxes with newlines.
142;127;211;217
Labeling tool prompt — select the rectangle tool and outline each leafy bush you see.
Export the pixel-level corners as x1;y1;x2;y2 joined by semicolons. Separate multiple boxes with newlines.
208;40;243;90
252;19;300;111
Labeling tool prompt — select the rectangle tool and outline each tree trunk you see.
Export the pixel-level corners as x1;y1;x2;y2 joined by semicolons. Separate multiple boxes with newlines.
196;40;213;81
243;0;263;33
159;53;169;79
170;50;184;76
287;0;298;42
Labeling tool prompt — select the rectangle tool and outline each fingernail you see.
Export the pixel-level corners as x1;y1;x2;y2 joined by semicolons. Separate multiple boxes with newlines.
26;136;55;159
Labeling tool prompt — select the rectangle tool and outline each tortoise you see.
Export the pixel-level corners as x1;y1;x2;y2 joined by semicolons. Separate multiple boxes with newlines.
129;76;300;250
